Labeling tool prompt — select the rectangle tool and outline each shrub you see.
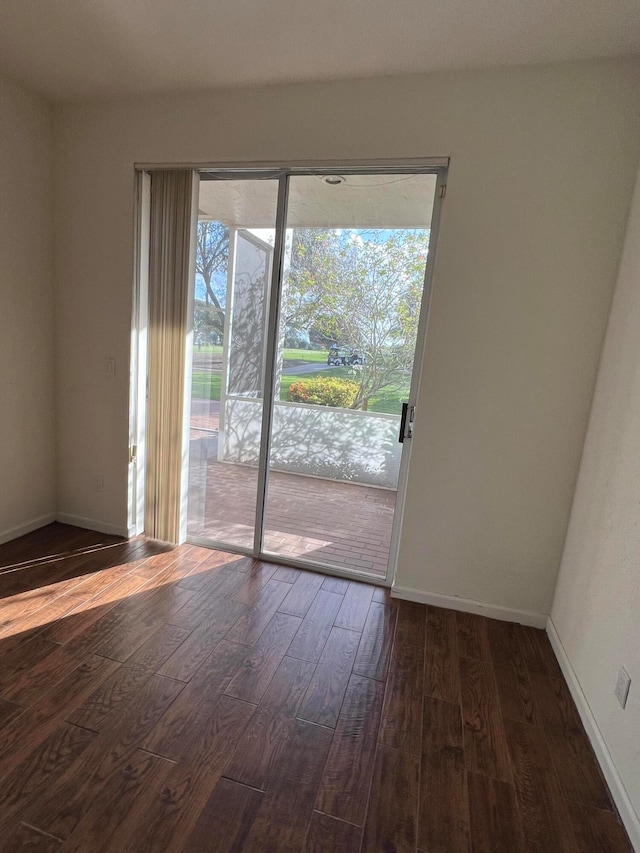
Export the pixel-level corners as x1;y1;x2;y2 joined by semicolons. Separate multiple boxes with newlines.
288;377;359;408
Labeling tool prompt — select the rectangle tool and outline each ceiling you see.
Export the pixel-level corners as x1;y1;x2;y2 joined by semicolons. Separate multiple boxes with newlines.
0;0;639;102
199;174;437;228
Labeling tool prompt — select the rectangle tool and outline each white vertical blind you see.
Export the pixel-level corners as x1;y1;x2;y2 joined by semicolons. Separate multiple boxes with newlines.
145;170;197;543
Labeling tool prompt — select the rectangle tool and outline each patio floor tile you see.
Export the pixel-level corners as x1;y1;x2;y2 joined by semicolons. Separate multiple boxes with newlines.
188;427;395;580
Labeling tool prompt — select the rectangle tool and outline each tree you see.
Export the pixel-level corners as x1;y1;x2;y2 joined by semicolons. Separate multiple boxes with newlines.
194;300;222;346
283;228;429;410
195;221;229;338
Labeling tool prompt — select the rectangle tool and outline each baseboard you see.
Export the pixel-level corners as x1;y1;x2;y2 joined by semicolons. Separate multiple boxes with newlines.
0;513;56;546
390;585;547;628
55;513;130;539
547;617;640;851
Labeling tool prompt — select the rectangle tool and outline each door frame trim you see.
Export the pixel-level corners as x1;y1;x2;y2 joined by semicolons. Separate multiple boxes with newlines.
135;157;449;172
129;170;151;537
132;159;449;585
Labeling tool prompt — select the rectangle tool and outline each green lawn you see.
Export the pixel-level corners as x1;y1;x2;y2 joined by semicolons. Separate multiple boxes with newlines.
368;386;409;415
193;344;224;355
282;348;328;363
191;348;409;415
191;369;340;404
192;371;221;400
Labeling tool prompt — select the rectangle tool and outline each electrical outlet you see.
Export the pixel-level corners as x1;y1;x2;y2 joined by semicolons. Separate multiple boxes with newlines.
94;474;104;493
615;667;631;709
105;357;116;378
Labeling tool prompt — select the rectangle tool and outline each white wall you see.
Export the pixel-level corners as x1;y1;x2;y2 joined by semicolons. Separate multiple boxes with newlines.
550;164;640;844
0;74;55;543
52;59;640;611
221;399;402;488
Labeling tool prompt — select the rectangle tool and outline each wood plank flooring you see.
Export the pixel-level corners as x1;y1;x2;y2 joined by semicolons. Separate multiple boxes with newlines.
0;523;632;852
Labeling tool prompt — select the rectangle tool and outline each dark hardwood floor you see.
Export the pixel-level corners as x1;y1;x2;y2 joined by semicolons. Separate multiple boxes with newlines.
0;523;632;852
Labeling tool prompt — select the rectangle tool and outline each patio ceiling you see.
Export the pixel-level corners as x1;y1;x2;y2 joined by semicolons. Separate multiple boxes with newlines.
198;173;436;229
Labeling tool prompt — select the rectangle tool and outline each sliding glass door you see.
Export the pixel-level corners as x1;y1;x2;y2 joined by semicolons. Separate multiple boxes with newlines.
187;177;279;550
186;166;443;583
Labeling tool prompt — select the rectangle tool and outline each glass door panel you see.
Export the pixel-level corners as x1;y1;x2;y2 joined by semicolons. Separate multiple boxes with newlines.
262;173;438;579
186;178;278;550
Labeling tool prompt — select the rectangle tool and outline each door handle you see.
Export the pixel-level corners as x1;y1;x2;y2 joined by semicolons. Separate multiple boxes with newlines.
398;403;415;443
